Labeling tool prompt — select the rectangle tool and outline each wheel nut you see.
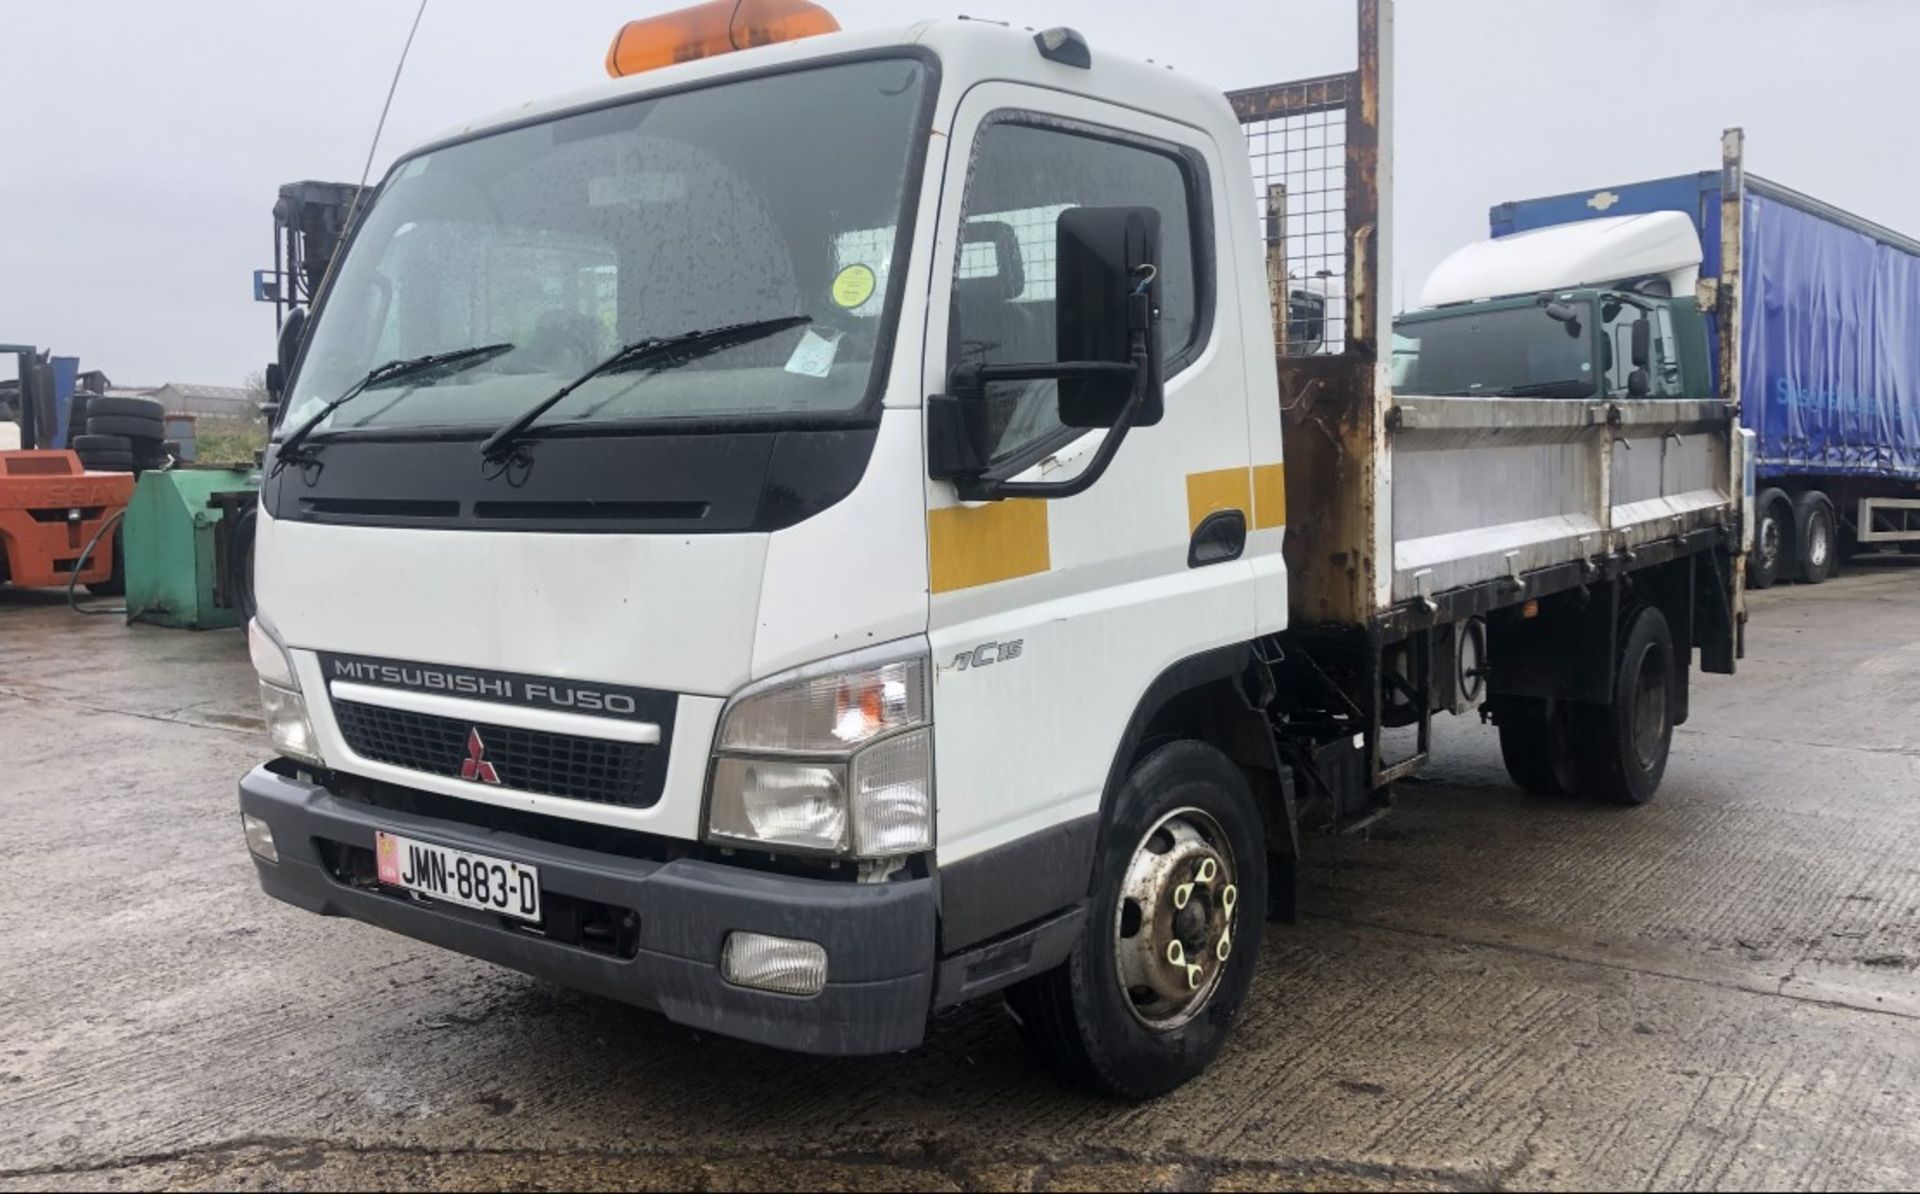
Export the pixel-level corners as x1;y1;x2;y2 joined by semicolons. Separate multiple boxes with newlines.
1173;882;1194;910
1196;857;1218;884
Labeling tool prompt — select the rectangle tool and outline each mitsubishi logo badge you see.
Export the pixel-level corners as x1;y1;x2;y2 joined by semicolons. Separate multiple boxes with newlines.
460;729;502;785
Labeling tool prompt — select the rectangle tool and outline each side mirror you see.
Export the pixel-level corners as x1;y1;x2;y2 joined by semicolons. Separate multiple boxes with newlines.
927;205;1163;501
1630;316;1651;369
277;307;309;378
1628;368;1651;398
262;361;285;424
1056;205;1163;428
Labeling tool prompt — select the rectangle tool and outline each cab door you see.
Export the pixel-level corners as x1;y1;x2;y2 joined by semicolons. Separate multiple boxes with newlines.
923;86;1260;880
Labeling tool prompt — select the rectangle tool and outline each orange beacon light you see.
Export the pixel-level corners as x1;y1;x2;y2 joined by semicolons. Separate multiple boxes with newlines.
606;0;842;78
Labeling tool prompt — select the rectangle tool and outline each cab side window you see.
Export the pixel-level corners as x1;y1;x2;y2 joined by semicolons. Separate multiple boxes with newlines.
951;120;1204;468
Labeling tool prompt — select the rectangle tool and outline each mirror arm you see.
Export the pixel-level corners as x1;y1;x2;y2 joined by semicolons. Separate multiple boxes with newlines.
954;360;1136;389
954;353;1149;502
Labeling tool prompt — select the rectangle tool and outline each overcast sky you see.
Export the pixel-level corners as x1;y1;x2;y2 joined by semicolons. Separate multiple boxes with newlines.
3;0;1915;387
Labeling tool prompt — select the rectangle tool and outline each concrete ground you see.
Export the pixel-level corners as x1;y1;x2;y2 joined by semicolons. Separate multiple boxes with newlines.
3;561;1920;1191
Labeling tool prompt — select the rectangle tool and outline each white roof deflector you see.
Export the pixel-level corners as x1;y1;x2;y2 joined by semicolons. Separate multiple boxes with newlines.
1419;211;1704;307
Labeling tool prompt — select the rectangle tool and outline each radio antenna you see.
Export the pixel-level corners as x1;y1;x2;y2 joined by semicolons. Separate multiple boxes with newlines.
311;0;430;308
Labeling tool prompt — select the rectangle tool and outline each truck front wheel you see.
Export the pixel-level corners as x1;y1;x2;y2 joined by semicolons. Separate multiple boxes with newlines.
1007;741;1266;1100
1573;606;1675;806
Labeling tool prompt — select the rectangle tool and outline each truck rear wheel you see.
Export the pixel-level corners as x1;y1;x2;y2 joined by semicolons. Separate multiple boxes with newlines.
1007;740;1265;1100
1748;488;1791;590
1573;606;1674;806
1793;491;1836;584
1496;697;1580;796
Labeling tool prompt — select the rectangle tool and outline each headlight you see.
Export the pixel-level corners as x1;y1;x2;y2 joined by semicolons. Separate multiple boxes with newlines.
248;617;298;690
707;647;932;859
249;617;323;767
709;757;848;852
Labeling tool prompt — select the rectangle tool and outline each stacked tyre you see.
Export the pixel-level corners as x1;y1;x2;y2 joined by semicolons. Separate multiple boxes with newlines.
72;395;172;473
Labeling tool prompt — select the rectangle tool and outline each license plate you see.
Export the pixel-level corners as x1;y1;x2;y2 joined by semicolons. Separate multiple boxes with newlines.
376;831;541;923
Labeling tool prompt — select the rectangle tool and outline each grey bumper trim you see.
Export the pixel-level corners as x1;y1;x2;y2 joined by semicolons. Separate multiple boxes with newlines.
239;765;935;1055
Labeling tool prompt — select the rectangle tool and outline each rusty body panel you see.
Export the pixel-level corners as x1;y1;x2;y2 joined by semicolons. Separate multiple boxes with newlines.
1717;129;1753;635
1228;0;1389;631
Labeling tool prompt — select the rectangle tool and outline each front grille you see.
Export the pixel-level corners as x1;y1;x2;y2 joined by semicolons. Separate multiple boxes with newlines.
332;700;658;808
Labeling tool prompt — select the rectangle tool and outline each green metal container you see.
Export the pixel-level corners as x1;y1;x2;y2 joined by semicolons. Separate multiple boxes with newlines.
124;468;259;630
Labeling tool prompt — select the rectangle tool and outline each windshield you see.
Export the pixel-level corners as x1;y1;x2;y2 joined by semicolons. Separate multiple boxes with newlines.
282;58;931;437
1393;301;1597;398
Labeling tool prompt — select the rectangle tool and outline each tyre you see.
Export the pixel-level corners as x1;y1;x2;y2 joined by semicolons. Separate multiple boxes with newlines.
87;414;165;441
1573;606;1675;807
1747;488;1791;590
1007;740;1266;1100
87;395;165;421
85;528;126;597
1793;491;1836;585
71;433;132;455
229;505;259;624
79;453;134;472
1495;696;1581;796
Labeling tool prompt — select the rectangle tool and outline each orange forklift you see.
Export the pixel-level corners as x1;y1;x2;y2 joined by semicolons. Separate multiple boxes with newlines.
0;345;134;595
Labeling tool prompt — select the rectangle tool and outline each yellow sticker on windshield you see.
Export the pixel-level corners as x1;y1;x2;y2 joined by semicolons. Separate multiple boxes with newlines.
831;264;877;309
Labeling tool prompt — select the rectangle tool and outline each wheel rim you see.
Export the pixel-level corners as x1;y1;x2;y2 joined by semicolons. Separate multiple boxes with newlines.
1629;643;1669;770
1758;515;1782;570
1113;807;1240;1032
1808;512;1831;570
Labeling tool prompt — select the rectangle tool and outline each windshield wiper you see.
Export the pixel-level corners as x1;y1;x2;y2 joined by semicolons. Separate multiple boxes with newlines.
273;342;516;467
477;315;811;462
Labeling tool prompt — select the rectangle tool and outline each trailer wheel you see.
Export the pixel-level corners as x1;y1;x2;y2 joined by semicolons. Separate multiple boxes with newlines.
1747;488;1791;590
1573;606;1674;806
1495;697;1580;796
1006;740;1265;1100
1793;491;1836;585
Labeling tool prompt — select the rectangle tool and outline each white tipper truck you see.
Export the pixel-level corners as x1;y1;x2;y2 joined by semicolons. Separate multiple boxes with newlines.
238;0;1745;1097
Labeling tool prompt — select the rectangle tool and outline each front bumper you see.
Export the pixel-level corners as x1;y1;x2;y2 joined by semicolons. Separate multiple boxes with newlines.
239;765;936;1055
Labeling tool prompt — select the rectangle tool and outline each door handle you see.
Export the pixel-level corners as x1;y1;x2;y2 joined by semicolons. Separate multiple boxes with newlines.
1188;509;1247;568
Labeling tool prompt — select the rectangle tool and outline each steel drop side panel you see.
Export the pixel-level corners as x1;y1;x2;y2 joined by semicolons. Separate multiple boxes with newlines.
1493;173;1920;485
1386;396;1734;604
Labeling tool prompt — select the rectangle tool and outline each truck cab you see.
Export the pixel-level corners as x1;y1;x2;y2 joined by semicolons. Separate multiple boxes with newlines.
241;3;1293;1099
1393;212;1713;404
